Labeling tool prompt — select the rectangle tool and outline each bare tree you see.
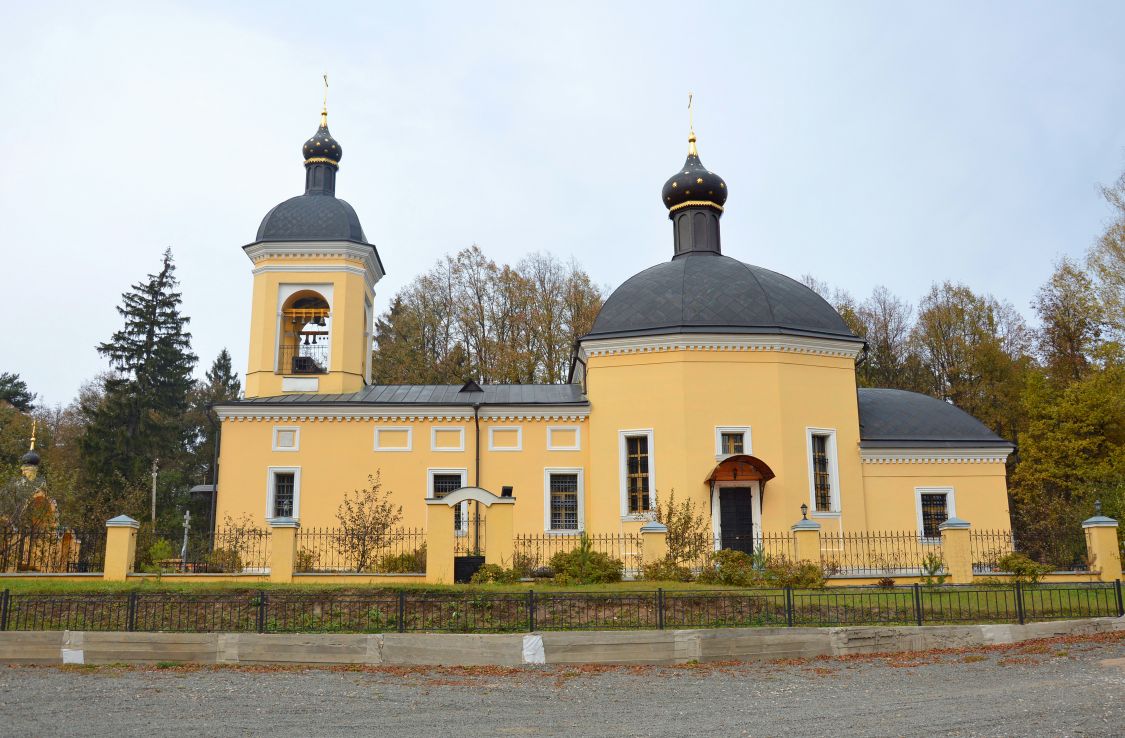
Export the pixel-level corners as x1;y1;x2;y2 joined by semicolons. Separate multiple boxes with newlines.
335;472;404;572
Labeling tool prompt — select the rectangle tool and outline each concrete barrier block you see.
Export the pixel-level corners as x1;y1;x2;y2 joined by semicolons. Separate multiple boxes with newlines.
540;630;692;665
381;633;524;665
74;632;221;664
0;631;64;664
234;633;374;664
696;627;832;662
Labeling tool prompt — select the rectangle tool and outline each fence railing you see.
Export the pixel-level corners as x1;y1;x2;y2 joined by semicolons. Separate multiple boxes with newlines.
1;582;1119;633
141;527;272;574
513;533;643;574
295;528;426;574
0;528;105;574
453;515;486;558
820;531;944;577
682;532;797;570
970;529;1015;574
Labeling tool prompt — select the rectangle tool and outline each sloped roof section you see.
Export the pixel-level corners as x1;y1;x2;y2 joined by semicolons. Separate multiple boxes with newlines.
255;194;368;243
857;388;1012;449
234;383;588;407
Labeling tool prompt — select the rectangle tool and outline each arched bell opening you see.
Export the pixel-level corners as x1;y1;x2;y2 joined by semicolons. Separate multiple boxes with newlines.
704;455;776;555
279;291;331;375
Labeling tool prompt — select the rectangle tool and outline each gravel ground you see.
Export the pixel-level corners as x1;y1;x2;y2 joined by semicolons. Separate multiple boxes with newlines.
1;632;1122;737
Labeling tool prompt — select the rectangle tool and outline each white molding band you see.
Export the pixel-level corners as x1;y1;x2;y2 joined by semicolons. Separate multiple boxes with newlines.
860;448;1013;464
215;405;590;422
580;333;864;359
244;240;384;290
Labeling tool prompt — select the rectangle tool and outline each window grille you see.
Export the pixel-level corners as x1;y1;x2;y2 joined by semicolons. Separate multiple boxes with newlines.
921;493;948;538
432;473;465;531
812;434;832;512
273;472;295;518
720;432;744;455
549;473;579;530
626;436;651;514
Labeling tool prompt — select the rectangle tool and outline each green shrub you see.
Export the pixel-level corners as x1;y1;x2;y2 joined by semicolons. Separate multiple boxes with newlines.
294;548;318;572
998;552;1053;584
697;549;759;586
877;577;896;589
549;534;624;585
762;558;827;588
378;545;426;574
469;563;522;584
641;556;694;582
204;547;242;573
921;552;947;587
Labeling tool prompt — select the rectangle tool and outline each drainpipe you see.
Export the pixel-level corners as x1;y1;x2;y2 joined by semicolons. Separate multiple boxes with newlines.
473;402;482;555
206;406;221;543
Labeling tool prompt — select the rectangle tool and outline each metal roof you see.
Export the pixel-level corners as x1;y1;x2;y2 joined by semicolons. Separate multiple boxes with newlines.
233;383;588;407
585;253;860;342
858;388;1012;448
255;194;368;243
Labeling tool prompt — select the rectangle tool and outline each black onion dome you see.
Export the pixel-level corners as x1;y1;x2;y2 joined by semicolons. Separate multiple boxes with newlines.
661;133;727;214
20;449;40;466
586;255;858;341
256;195;367;242
302;113;342;165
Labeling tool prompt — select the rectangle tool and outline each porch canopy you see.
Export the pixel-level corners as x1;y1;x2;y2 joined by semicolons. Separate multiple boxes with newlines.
704;454;776;485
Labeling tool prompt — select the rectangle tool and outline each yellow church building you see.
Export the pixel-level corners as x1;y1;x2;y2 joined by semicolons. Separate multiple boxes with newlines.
213;105;1015;562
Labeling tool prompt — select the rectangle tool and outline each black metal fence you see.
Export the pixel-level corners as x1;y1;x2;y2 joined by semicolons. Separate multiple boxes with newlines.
682;533;797;570
970;529;1015;574
295;528;426;574
2;582;1119;634
0;528;105;573
141;527;271;574
820;531;944;576
513;533;643;574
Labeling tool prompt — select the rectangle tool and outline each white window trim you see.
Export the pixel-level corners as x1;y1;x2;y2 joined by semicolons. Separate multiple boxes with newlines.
806;427;841;516
544;468;585;534
272;426;300;452
373;426;413;452
428;468;468;533
714;425;752;460
430;426;466;452
915;486;956;542
618;429;656;520
547;425;582;451
488;426;523;452
266;466;301;521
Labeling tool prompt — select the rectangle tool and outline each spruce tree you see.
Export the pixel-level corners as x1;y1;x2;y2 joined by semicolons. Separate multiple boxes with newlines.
187;348;241;488
81;249;197;501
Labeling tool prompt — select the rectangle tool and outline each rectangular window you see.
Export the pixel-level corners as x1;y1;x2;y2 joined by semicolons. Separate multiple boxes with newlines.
626;435;651;514
272;472;295;518
811;434;832;512
721;432;744;455
920;493;949;539
549;473;580;531
431;472;466;532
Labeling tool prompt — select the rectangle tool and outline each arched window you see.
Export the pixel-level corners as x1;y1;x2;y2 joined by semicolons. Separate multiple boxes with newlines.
279;292;330;374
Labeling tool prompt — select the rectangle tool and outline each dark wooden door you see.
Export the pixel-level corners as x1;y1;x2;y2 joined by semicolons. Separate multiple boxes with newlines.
719;487;755;554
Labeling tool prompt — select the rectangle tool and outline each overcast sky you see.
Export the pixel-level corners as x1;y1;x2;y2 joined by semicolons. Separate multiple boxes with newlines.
3;1;1124;406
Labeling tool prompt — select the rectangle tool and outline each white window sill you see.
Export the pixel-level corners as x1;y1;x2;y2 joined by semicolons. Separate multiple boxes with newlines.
810;511;841;519
545;530;583;536
620;514;655;522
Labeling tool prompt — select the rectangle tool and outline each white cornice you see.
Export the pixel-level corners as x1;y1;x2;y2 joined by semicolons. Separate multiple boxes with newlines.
579;333;864;360
215;404;590;423
244;241;384;288
860;447;1013;464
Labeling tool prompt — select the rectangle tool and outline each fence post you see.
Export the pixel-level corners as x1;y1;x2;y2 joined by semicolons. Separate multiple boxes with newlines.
640;522;669;567
527;590;536;632
657;588;665;630
397;590;406;633
1115;580;1123;617
267;517;299;583
257;590;268;633
938;517;973;584
1082;512;1121;583
104;515;140;582
484;500;515;569
0;589;8;631
1014;582;1025;625
126;592;138;632
785;587;794;627
424;501;457;584
913;583;923;626
790;515;821;565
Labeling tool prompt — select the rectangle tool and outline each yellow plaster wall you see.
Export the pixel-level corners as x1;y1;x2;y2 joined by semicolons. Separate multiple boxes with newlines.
859;462;1013;532
244;256;373;398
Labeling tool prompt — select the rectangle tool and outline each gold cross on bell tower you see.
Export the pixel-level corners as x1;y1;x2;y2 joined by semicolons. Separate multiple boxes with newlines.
687;92;698;156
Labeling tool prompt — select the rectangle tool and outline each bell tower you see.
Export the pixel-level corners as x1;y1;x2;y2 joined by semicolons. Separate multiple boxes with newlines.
242;93;384;398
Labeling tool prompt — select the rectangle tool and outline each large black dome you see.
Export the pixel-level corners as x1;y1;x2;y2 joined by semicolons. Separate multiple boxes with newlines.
586;253;858;341
256;195;367;243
